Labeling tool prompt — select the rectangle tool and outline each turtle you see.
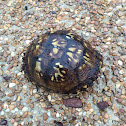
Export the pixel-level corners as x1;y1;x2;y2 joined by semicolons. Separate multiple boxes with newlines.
22;30;103;94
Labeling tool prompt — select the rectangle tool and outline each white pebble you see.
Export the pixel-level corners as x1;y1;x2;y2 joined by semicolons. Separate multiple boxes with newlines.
11;51;15;57
4;102;8;109
64;116;67;120
76;108;81;112
85;32;89;36
0;46;2;51
6;108;10;112
47;111;51;116
22;107;28;111
48;95;51;101
26;40;31;45
20;111;23;115
119;70;124;74
9;83;16;88
1;111;4;115
0;37;3;40
107;12;113;16
56;112;60;118
14;122;18;126
75;123;79;126
106;42;110;45
23;85;27;89
118;60;123;65
17;72;22;76
83;112;87;116
79;112;82;115
33;89;37;93
4;38;9;41
107;37;111;42
14;108;19;112
21;122;24;125
76;18;80;22
86;17;90;21
11;110;16;113
116;19;121;24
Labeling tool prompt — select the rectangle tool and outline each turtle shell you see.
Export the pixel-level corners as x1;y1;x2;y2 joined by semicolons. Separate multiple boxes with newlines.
22;30;103;93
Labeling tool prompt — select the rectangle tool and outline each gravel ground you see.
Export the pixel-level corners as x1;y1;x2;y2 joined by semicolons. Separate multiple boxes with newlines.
0;0;126;126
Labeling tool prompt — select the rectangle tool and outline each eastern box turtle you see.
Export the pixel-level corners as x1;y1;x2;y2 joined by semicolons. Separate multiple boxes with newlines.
22;30;103;93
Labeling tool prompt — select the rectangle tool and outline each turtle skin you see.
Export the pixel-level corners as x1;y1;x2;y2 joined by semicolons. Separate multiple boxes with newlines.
22;30;103;93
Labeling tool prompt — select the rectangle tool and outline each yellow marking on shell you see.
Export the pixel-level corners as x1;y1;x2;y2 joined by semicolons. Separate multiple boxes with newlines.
59;64;63;68
36;73;40;79
68;58;71;61
53;48;58;54
77;49;82;54
54;62;64;81
86;52;90;57
35;61;41;72
38;58;42;61
83;85;87;88
67;52;73;59
36;45;40;49
77;90;81;95
52;41;59;46
66;35;71;39
54;67;64;82
61;78;65;81
79;66;82;70
61;41;65;44
67;33;74;39
52;39;57;42
85;60;92;66
73;59;79;63
55;62;63;68
84;42;87;47
84;56;90;62
28;57;30;65
76;37;81;41
52;40;66;47
49;53;52;56
62;70;66;74
55;62;60;65
100;61;102;66
51;76;54;81
83;64;86;68
67;52;79;63
38;37;42;43
40;73;43;77
67;33;73;35
68;47;76;52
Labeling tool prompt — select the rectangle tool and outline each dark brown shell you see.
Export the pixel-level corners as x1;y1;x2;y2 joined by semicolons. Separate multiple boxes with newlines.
22;30;103;93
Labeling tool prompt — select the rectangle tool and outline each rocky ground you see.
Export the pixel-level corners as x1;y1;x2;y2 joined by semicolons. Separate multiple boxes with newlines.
0;0;126;126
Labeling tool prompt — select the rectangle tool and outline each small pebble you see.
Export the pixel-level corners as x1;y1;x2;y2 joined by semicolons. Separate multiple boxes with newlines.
63;98;83;108
22;112;28;118
104;113;109;119
9;83;16;88
97;101;109;111
22;107;28;112
118;60;123;65
119;109;125;113
54;120;63;126
25;6;28;10
3;76;11;81
26;40;31;45
56;112;60;118
9;105;16;110
0;119;7;125
43;113;48;121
